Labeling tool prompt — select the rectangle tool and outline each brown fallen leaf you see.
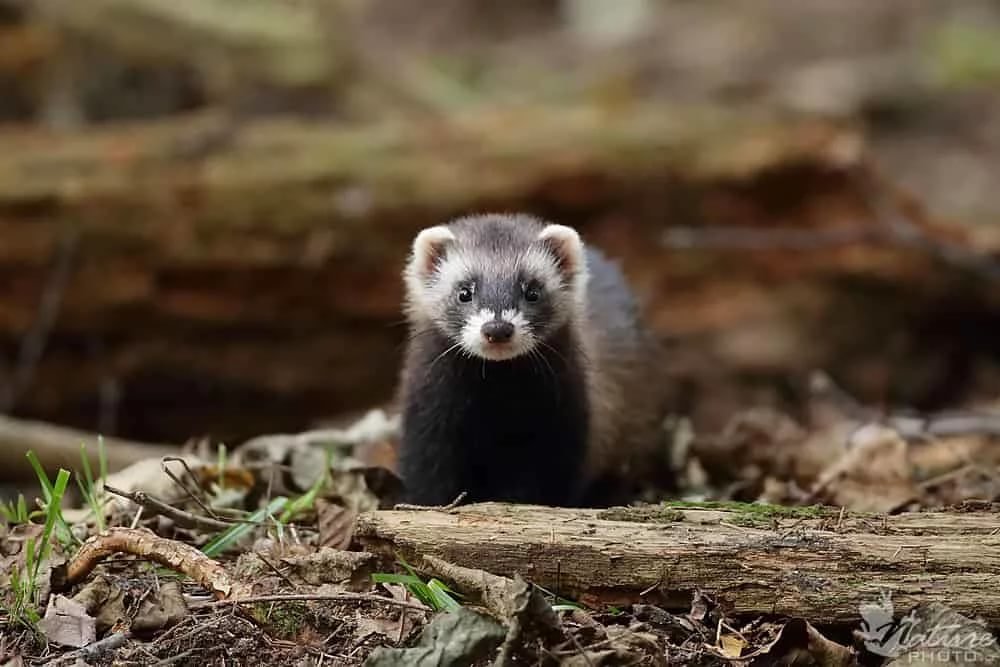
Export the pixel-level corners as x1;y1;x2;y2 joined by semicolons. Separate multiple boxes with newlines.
316;498;357;550
72;575;126;635
731;618;858;666
811;424;919;512
131;581;188;634
38;595;96;648
719;632;747;659
353;608;417;643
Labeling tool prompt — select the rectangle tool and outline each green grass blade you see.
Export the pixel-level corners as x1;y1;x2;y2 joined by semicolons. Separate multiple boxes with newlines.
371;573;424;586
426;579;461;611
25;455;74;546
79;443;95;493
279;466;329;524
77;442;107;531
97;435;108;485
38;469;70;561
201;496;288;557
25;451;55;502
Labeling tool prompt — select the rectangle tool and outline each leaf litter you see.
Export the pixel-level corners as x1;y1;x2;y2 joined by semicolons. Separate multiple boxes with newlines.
1;395;999;665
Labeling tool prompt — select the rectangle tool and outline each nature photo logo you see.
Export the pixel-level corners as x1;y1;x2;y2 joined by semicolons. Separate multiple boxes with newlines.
858;590;999;662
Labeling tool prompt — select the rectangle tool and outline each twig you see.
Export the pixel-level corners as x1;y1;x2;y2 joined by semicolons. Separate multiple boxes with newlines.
190;593;432;614
151;649;198;667
104;484;235;531
255;552;299;590
66;527;239;599
161;457;219;519
42;630;129;666
393;491;468;512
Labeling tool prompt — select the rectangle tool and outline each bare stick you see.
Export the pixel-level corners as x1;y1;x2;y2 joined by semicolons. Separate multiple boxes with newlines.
393;491;468;512
103;484;235;531
191;593;432;614
66;527;239;599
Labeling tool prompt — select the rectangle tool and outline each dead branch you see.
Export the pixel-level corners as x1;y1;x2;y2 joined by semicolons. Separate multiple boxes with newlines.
0;414;175;482
355;503;1000;623
190;593;431;614
102;484;234;531
66;527;238;599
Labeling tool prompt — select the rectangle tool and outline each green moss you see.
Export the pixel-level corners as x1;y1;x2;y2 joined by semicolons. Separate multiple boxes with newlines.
599;501;838;526
596;506;686;523
252;601;310;640
662;501;836;528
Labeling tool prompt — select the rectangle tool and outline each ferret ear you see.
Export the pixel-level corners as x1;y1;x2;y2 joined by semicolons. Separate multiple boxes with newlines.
409;225;455;281
538;224;585;281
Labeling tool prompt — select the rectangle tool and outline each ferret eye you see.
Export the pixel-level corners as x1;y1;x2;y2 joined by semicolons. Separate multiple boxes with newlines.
523;285;541;303
457;286;474;303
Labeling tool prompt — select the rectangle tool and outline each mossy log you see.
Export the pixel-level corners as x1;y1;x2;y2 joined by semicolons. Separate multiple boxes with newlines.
0;104;872;444
355;502;1000;624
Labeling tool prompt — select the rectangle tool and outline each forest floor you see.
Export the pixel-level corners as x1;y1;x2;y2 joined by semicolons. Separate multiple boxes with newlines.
2;392;1000;666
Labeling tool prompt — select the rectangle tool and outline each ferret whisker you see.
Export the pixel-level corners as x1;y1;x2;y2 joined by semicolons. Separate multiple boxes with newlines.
529;344;558;387
536;337;570;368
535;344;562;404
428;341;463;373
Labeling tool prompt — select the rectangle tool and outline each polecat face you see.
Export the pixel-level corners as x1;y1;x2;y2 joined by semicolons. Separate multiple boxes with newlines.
404;215;588;362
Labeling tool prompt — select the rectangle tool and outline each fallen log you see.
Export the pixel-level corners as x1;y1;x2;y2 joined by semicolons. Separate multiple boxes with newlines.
35;0;343;91
354;502;1000;624
0;104;869;443
0;413;174;482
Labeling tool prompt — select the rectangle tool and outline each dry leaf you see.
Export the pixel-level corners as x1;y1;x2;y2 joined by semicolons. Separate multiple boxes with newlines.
316;499;357;550
353;609;415;642
812;424;918;512
131;581;188;634
365;608;505;667
38;595;96;648
719;632;746;658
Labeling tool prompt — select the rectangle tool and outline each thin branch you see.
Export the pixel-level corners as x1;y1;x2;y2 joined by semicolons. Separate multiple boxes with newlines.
393;491;468;512
103;484;236;531
191;593;432;614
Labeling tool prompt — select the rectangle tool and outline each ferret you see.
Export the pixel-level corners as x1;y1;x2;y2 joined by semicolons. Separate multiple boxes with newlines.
396;213;666;507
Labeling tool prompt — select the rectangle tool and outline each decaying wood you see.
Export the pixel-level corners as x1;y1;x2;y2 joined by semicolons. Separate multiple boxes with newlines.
0;414;174;482
355;502;1000;623
67;527;237;598
0;104;868;443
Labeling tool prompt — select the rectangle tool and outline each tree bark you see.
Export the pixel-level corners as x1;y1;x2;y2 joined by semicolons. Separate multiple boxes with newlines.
354;502;1000;624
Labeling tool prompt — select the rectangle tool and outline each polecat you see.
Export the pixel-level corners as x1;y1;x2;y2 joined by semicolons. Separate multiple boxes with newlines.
396;213;666;507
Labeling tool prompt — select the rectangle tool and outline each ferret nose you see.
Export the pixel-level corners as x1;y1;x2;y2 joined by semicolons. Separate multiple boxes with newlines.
481;320;515;344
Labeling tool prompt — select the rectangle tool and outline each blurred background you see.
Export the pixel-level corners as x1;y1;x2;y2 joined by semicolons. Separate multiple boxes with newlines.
2;0;1000;477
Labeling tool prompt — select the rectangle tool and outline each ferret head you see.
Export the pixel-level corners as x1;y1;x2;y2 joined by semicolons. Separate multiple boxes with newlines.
404;214;588;362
